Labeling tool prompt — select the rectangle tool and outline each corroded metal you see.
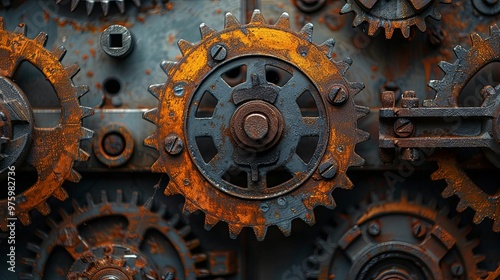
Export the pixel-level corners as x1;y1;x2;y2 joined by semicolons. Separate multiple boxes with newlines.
56;0;142;16
0;18;93;230
19;190;210;279
92;122;134;168
340;0;452;38
143;10;370;240
307;192;488;280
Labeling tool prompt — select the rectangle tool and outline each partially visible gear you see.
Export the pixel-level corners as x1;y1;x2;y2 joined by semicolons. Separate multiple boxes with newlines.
56;0;142;16
143;10;369;240
0;19;93;230
307;192;489;280
340;0;451;38
425;25;500;233
472;0;500;16
19;189;210;279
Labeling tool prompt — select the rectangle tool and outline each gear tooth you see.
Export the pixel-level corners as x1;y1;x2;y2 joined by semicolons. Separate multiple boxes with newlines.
116;1;125;13
400;190;408;202
415;18;426;32
77;148;90;162
100;190;108;203
467;238;480;250
437;61;454;73
451;214;461;225
115;189;123;203
86;1;95;16
148;84;164;99
167;213;180;226
144;134;158;149
143;108;158;124
340;3;352;13
76;85;90;99
415;192;424;204
299;23;314;43
71;0;80;11
367;22;378;36
250;9;266;24
101;2;110;16
193;253;208;263
355;105;370;119
81;127;93;140
453;45;468;59
21;257;36;266
228;224;242;238
428;79;442;92
65;64;80;78
160;61;177;76
385;26;395;39
355;129;370;143
0;18;3;30
34;32;48;46
470;32;483;46
35;229;48;239
473;211;485;224
349;81;364;95
490;24;500;35
178;225;191;237
47;217;58;229
224;12;241;29
130;191;139;205
72;199;82;213
58;208;70;219
67;169;82;183
253;226;268;241
352;15;364;26
131;0;141;7
86;193;95;207
36;202;51;216
204;214;219;230
275;12;290;28
493;219;500;232
182;201;198;215
402;25;411;38
156;203;167;216
52;187;69;201
430;8;441;20
428;198;437;209
17;211;30;225
277;221;292;236
14;23;27;35
199;23;216;39
320;38;335;59
303;210;316;226
456;199;468;212
476;270;489;278
460;224;472;236
27;243;41;254
474;255;486;264
195;269;211;278
80;106;93;119
187;239;201;250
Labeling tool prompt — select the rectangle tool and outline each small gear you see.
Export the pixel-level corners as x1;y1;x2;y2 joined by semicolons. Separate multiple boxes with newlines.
19;189;209;279
0;19;93;230
307;192;490;280
143;10;369;240
425;25;500;233
340;0;451;38
56;0;142;16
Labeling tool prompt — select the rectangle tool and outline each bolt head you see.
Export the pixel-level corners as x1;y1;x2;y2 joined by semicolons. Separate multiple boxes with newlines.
318;158;338;179
393;118;414;138
412;222;426;238
328;86;348;106
173;84;185;97
367;221;380;236
164;134;183;155
210;44;227;61
450;263;464;277
260;203;269;212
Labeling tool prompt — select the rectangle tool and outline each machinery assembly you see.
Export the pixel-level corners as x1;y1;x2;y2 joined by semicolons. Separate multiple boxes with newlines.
0;0;499;279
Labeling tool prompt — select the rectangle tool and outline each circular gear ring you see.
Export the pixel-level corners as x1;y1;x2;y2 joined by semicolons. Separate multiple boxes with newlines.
143;10;370;240
425;25;500;232
340;0;451;38
20;189;209;279
0;19;93;230
56;0;142;16
308;193;489;280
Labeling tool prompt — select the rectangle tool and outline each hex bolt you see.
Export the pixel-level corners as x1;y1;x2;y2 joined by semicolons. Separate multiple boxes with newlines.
100;25;134;58
318;158;338;179
58;225;79;247
400;90;419;108
450;263;464;277
210;44;227;61
328;86;348;106
412;222;427;238
367;221;380;236
393;118;414;138
103;132;125;157
260;203;269;212
164;134;183;156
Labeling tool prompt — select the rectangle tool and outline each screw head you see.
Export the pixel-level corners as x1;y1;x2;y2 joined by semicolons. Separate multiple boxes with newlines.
412;222;426;238
367;221;381;236
260;203;269;212
103;132;125;156
278;197;287;206
210;44;227;61
318;158;338;179
450;263;464;277
164;134;183;155
393;118;414;138
173;84;185;97
328;86;348;106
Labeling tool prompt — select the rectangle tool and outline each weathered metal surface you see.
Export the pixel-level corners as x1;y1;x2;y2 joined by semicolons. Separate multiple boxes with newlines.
0;18;92;230
143;10;369;240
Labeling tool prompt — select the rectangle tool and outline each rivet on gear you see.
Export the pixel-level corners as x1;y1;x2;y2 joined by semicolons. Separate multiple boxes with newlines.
0;18;93;230
143;10;370;240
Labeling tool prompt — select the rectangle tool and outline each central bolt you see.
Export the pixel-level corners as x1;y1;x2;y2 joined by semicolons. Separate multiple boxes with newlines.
243;113;269;141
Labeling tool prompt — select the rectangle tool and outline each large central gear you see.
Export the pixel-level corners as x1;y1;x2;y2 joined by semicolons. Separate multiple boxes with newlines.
0;19;93;230
307;192;490;280
340;0;451;38
144;10;369;240
20;190;209;279
426;25;500;233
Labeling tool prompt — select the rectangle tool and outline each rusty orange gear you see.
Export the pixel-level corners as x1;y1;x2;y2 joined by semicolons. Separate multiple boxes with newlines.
0;19;93;230
144;10;369;240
